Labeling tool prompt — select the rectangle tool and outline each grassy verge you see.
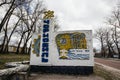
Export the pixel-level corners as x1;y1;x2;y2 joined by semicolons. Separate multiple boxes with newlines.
0;53;30;69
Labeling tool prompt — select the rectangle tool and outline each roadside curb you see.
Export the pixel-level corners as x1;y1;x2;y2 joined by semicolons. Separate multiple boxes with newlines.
94;62;120;80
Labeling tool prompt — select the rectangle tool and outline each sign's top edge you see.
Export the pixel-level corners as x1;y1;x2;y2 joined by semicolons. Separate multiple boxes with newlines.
57;30;92;32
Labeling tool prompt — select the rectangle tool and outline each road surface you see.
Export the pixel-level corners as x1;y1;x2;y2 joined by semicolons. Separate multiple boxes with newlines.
95;58;120;70
28;73;104;80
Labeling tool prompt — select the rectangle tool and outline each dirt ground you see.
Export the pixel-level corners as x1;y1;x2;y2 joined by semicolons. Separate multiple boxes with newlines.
28;73;105;80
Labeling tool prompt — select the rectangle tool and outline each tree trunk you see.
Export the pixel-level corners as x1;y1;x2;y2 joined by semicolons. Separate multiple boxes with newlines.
119;52;120;59
28;41;32;54
21;35;31;54
101;38;105;57
115;43;120;59
16;32;24;54
4;17;21;53
0;0;15;32
0;13;11;53
21;18;36;54
3;9;15;53
107;45;113;58
0;34;6;53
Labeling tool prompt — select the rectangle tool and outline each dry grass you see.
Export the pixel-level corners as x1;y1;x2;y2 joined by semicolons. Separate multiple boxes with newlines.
0;53;30;69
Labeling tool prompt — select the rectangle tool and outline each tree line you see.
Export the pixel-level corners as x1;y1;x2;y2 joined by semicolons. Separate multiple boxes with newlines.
0;0;49;54
94;3;120;59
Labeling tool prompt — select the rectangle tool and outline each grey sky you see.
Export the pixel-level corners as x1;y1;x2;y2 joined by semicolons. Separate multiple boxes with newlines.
44;0;118;31
44;0;118;49
0;0;118;49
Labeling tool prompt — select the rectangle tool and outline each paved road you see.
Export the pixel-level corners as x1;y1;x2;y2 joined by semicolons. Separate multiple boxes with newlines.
95;58;120;70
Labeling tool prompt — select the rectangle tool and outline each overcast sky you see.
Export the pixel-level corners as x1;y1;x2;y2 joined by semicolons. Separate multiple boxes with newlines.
44;0;118;31
0;0;118;49
44;0;118;49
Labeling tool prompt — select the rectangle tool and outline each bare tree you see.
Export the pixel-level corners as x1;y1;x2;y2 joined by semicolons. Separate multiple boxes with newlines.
0;0;16;32
0;0;33;53
15;0;46;54
94;27;106;57
0;0;12;7
0;0;32;32
106;3;120;59
104;28;115;58
0;9;12;53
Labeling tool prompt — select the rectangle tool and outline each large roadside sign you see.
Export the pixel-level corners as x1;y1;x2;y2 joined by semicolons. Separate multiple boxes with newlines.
30;10;94;67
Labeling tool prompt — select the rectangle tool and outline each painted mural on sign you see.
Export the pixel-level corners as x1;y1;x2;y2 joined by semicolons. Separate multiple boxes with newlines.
56;32;90;60
32;35;41;56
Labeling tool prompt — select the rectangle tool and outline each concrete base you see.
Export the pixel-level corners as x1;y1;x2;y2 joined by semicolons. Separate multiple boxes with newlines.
30;66;93;75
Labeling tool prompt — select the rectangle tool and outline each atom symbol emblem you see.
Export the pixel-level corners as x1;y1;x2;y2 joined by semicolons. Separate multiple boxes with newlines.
43;10;54;19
